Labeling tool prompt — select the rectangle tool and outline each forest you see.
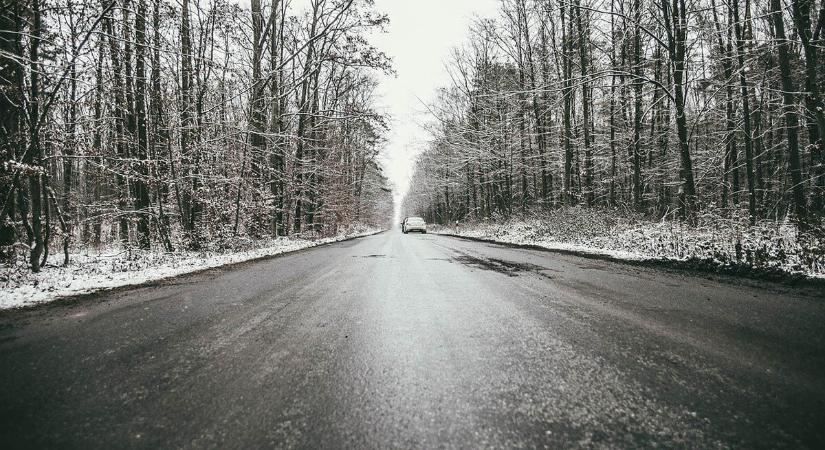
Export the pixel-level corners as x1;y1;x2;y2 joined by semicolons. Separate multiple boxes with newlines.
0;0;394;273
405;0;825;239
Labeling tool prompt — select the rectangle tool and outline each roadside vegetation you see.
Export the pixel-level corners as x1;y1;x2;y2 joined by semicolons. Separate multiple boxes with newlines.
405;0;825;278
433;208;824;279
0;0;393;278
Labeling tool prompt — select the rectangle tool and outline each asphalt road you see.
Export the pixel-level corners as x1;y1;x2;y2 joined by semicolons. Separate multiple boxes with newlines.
1;231;824;449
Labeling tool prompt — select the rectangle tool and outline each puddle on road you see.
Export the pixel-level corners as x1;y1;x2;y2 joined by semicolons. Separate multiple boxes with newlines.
576;264;608;271
353;254;390;259
452;254;554;279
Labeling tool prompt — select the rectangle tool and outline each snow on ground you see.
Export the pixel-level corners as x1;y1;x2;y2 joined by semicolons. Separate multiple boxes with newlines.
1;226;383;310
433;207;825;280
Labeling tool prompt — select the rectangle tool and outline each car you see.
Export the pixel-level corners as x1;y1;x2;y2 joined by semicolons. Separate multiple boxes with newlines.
403;216;427;234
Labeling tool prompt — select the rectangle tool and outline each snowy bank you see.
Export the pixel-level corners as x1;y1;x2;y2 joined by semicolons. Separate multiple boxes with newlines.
434;208;825;281
1;226;383;310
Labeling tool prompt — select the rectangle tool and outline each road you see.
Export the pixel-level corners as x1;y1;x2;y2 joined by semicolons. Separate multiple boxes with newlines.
1;231;824;448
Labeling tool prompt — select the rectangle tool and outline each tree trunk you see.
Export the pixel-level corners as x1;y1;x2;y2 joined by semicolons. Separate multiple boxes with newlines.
791;0;825;214
134;0;151;248
771;0;806;222
151;0;172;251
663;0;697;220
179;0;197;243
294;1;322;233
561;2;575;205
710;0;738;208
731;0;758;223
631;0;644;211
574;0;594;205
270;0;285;236
27;0;44;272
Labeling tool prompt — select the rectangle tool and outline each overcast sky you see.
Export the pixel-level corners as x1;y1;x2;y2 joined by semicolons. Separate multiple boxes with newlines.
369;0;499;206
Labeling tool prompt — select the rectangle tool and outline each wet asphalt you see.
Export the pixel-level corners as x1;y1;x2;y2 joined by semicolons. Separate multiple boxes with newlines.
0;230;824;449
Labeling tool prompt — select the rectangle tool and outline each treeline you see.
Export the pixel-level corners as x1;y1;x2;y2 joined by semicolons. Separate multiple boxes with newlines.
405;0;824;229
0;0;394;272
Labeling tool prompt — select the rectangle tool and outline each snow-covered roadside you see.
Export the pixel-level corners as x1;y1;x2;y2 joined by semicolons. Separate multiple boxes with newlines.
1;227;383;310
438;227;646;261
433;208;825;280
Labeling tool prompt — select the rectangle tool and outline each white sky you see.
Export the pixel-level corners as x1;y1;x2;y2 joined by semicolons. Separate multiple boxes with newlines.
369;0;499;204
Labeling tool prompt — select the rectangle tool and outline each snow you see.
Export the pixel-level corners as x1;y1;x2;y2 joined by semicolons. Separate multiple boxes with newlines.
1;227;383;310
433;207;825;280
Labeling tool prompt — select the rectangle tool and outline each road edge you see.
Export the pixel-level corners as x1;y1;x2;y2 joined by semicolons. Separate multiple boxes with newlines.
0;229;388;314
436;232;825;292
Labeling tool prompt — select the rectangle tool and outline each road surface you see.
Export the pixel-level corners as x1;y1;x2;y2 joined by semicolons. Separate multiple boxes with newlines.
1;231;824;448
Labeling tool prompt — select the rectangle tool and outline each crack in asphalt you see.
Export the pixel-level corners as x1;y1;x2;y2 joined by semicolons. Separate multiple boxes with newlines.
451;253;555;279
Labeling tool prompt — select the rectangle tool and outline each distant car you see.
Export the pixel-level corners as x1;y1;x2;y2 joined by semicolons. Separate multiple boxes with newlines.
403;217;427;234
